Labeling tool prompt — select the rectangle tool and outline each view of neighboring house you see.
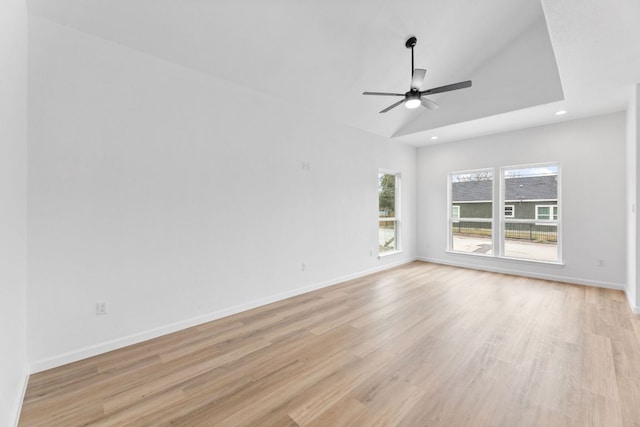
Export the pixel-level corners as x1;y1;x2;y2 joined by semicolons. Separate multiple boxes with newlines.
451;174;558;222
450;171;559;262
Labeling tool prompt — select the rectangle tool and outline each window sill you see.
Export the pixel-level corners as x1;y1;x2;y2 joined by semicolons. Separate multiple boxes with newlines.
378;250;402;258
446;250;564;267
500;255;564;267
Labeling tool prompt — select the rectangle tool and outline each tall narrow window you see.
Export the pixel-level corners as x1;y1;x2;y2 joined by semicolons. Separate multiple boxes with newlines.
503;164;559;262
449;169;493;255
379;171;400;253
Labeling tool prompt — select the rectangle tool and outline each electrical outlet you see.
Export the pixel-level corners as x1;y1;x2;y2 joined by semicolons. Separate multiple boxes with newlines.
301;262;306;271
96;301;109;315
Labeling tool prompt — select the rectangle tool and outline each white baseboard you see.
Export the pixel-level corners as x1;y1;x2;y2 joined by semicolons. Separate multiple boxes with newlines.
30;257;416;373
626;289;640;314
417;256;625;291
12;370;29;427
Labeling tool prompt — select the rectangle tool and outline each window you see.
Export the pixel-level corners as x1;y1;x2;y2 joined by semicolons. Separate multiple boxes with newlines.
503;164;559;262
448;169;493;255
535;205;558;220
379;171;400;254
448;163;561;263
504;205;514;218
451;205;460;219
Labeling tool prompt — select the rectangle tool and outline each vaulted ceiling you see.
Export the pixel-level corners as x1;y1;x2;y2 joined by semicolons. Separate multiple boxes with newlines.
27;0;640;145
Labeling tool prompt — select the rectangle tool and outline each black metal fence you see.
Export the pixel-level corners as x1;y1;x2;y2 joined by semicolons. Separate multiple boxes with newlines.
504;222;557;243
452;221;557;243
451;221;491;237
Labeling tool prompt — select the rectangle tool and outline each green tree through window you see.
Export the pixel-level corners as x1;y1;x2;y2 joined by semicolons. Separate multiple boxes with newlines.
379;172;399;253
378;173;396;218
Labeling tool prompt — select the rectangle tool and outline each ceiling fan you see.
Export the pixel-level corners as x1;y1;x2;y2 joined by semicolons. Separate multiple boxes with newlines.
363;37;472;113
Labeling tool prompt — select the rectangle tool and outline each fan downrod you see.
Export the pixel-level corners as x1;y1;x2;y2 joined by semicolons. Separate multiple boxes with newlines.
405;37;417;78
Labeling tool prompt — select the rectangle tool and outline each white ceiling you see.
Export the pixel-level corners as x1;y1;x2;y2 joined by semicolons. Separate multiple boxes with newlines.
27;0;640;146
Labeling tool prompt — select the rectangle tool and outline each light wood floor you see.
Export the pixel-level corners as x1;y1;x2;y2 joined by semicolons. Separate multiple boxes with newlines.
19;262;640;426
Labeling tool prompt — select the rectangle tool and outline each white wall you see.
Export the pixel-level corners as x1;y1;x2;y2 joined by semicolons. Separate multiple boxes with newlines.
0;0;29;424
417;112;627;289
628;84;640;311
27;17;416;370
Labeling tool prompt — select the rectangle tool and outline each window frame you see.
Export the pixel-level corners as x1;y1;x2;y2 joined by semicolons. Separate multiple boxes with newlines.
535;205;558;221
447;168;494;255
447;162;561;265
500;162;561;264
378;170;401;256
451;205;460;219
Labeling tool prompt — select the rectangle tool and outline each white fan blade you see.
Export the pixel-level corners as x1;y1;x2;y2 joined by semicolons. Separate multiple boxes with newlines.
411;69;426;90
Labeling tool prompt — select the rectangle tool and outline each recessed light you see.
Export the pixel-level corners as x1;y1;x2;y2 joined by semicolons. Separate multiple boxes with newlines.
431;136;439;140
555;110;567;116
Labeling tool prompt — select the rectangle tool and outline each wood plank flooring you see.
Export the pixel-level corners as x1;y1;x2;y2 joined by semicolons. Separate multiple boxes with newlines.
19;261;640;426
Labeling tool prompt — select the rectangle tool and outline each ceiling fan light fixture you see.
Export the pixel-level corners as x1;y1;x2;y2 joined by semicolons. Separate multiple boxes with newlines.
405;99;421;109
405;92;421;109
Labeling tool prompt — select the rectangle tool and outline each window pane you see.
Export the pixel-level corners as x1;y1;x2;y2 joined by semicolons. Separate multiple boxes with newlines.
503;165;558;262
537;206;550;220
450;221;493;255
450;170;493;254
378;171;400;254
504;223;558;261
378;173;395;218
379;220;397;252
